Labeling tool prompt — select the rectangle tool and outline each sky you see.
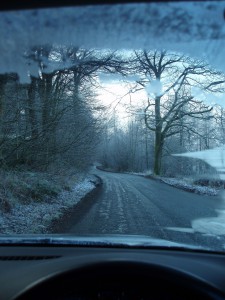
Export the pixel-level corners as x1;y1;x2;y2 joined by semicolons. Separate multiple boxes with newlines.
97;79;147;126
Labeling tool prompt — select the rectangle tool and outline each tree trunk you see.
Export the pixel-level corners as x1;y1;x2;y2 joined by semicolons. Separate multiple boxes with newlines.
0;75;7;135
38;73;55;167
154;130;163;175
153;96;163;175
0;75;7;161
27;77;38;139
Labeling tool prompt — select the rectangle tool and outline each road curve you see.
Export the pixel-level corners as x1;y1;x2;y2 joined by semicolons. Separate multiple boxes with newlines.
68;169;225;250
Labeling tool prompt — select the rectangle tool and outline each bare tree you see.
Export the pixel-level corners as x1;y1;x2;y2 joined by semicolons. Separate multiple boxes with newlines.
0;45;126;171
131;50;225;175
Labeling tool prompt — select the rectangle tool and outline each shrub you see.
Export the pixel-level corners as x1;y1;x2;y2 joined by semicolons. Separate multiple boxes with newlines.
0;170;64;210
193;178;225;189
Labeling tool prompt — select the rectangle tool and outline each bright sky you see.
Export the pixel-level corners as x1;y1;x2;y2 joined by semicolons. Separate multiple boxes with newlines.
97;81;147;125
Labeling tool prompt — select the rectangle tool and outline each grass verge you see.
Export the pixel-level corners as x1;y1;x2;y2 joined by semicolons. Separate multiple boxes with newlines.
0;170;67;213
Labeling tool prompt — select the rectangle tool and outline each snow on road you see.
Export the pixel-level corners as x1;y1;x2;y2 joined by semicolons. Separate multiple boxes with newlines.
190;190;225;239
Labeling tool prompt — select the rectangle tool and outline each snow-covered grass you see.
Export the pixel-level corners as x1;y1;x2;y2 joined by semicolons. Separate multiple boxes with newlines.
0;175;97;234
126;170;153;176
159;177;218;196
126;170;219;196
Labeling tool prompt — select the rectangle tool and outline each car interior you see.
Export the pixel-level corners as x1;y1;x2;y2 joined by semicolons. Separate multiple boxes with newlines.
0;1;225;300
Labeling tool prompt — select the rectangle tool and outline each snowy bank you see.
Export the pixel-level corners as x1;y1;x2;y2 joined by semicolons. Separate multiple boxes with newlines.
159;177;218;196
0;175;100;234
126;170;218;196
100;167;219;196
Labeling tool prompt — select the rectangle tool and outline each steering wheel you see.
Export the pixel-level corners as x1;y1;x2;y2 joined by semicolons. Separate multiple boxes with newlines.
15;260;224;300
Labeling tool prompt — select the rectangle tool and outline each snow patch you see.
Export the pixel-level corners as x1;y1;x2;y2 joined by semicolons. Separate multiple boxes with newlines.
174;146;225;180
0;176;96;234
146;79;163;97
166;227;195;233
127;171;218;196
192;210;225;236
160;177;218;196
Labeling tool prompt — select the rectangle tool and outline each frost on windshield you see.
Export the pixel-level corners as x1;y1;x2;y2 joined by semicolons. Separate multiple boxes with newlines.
1;1;225;250
0;2;225;81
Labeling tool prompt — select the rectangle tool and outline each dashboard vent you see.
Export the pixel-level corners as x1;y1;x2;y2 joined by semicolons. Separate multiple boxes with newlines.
0;255;61;261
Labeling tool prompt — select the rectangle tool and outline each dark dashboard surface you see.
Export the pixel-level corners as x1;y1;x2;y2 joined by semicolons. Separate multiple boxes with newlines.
0;245;225;300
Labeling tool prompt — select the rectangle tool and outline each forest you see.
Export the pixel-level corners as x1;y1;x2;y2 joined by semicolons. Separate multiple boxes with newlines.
1;45;225;182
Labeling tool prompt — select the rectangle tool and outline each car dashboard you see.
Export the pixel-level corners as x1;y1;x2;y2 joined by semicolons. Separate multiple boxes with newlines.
0;244;225;300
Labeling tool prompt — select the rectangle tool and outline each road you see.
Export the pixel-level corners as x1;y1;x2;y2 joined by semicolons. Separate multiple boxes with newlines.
68;169;225;250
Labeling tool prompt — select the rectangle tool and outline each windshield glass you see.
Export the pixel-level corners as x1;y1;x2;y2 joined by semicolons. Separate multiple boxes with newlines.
0;1;225;252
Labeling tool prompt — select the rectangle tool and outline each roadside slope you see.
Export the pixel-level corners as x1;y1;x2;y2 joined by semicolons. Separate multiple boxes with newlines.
0;174;101;234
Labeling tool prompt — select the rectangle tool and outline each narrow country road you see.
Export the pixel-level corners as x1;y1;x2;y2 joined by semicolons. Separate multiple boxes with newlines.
68;169;225;250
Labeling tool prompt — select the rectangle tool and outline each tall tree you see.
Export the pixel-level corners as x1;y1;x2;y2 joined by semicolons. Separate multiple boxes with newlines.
13;45;125;169
132;50;225;175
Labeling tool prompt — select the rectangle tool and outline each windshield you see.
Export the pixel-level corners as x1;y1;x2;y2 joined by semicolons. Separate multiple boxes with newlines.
0;1;225;252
